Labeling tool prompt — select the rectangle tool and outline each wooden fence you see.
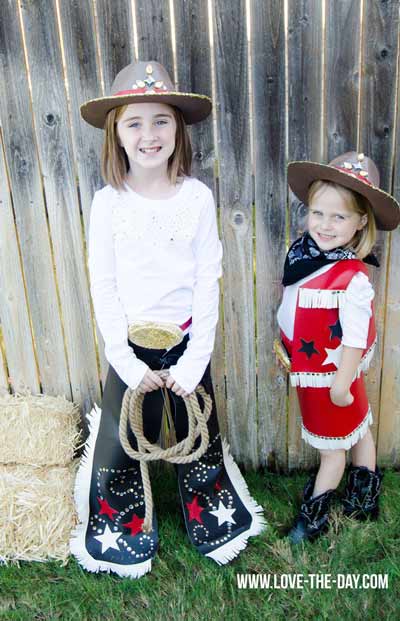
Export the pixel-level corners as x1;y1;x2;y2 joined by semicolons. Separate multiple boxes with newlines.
1;0;400;470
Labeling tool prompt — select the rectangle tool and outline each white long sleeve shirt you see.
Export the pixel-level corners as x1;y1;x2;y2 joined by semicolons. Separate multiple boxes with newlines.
88;177;223;393
277;263;374;349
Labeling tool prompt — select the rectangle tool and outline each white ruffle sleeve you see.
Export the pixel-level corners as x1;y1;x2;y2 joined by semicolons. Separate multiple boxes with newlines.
339;271;374;349
88;189;148;388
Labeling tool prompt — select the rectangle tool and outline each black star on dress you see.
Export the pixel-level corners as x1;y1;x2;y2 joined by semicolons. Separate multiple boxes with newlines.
329;319;343;340
298;338;319;359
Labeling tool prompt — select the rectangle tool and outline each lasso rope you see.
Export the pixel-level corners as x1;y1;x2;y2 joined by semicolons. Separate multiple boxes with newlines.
119;369;212;533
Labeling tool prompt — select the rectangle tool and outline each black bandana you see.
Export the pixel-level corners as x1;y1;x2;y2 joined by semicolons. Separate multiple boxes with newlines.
282;233;379;286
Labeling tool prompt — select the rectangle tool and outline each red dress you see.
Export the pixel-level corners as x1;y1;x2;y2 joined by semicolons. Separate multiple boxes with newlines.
280;260;376;449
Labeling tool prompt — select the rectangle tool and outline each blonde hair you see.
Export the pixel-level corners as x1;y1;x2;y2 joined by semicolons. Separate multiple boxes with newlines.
307;180;376;259
101;104;192;190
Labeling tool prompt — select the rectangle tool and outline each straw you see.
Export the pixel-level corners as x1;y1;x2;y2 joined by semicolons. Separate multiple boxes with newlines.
0;463;78;563
0;394;81;466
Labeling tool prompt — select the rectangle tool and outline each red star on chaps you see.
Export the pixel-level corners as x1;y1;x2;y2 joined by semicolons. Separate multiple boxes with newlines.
97;496;118;520
186;496;204;523
123;514;144;536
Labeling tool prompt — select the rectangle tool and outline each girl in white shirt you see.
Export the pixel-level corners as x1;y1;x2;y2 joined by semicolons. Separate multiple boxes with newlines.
71;60;264;578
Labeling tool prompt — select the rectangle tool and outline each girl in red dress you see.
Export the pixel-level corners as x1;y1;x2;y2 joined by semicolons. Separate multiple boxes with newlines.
277;152;400;543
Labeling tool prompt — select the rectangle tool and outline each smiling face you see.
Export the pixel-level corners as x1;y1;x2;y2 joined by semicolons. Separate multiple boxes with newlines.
307;183;368;252
116;102;177;175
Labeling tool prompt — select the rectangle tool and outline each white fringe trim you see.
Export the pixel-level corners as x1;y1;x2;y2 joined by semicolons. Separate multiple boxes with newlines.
290;339;377;388
205;440;266;566
301;406;373;450
299;288;346;309
355;339;376;377
69;405;152;579
290;371;335;388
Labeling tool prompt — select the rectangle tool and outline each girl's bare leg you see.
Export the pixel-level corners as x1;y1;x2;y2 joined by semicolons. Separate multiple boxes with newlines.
350;428;376;470
313;449;346;496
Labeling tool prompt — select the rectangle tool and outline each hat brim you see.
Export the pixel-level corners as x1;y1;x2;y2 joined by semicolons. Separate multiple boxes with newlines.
80;92;212;128
288;161;400;231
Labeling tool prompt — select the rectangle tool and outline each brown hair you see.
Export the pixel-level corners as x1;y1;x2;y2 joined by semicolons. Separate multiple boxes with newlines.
308;180;376;258
101;104;192;190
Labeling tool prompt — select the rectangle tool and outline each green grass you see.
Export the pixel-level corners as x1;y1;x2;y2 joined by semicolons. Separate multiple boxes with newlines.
1;467;400;621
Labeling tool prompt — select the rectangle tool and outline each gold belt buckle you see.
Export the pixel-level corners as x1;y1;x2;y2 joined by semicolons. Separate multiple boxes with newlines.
128;321;184;349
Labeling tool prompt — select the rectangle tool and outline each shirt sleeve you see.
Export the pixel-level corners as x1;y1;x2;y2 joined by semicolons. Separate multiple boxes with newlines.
339;271;374;349
88;189;149;388
168;188;223;393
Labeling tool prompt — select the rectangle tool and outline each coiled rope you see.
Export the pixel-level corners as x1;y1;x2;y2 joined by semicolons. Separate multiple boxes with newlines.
119;369;212;532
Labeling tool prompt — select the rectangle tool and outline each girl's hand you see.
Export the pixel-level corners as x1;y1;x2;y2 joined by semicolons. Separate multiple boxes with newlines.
137;369;165;393
330;346;362;407
330;385;354;407
165;375;190;398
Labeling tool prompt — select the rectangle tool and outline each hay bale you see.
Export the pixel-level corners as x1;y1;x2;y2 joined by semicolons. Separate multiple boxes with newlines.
0;463;77;562
0;394;81;466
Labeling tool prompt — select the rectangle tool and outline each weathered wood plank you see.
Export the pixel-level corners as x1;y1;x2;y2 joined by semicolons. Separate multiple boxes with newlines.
212;0;257;467
134;0;173;72
173;0;226;434
0;338;9;393
252;0;287;470
57;0;103;237
286;0;324;471
378;222;400;465
357;0;400;464
287;0;324;163
19;0;101;411
0;0;70;396
324;1;362;457
95;0;135;91
173;0;214;187
0;130;39;393
57;0;106;396
325;0;361;160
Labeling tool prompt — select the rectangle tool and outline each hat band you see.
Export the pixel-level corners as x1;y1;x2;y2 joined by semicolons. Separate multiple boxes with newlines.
115;87;167;96
334;165;373;187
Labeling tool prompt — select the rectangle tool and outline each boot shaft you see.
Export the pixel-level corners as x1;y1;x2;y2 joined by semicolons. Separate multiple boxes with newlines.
342;465;382;520
289;476;335;544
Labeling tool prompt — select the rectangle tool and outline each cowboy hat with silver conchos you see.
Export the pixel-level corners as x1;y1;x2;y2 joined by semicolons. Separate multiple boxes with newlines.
81;60;212;129
287;152;400;231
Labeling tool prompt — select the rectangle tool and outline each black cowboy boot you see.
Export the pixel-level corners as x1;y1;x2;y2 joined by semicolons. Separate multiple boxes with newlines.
288;476;335;544
71;364;162;578
342;465;383;520
172;365;266;564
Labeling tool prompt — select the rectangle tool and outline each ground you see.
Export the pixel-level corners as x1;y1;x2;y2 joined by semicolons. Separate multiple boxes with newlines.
1;466;399;621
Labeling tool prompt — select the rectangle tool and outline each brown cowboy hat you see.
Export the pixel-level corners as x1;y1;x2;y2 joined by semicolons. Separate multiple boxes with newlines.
81;60;212;128
287;152;400;231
